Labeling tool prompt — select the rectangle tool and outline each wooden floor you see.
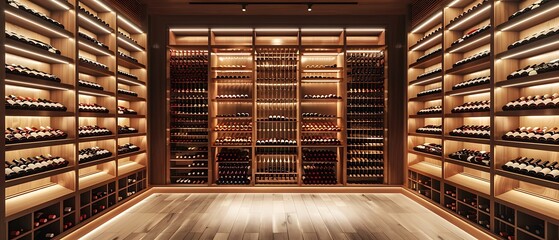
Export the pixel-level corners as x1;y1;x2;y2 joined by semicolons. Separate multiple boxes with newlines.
80;193;475;240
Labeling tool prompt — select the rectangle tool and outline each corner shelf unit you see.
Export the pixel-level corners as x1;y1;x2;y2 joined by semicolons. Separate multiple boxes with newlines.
2;0;149;239
407;0;559;239
166;28;388;186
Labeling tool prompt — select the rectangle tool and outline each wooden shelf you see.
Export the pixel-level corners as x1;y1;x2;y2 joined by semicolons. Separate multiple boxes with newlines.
446;174;490;196
5;38;73;64
446;3;491;31
79;134;115;142
446;56;490;75
408;161;442;179
78;63;115;77
5;166;75;188
78;36;115;56
409;74;443;86
408;32;442;51
29;0;74;11
79;156;116;169
118;94;146;102
408;132;442;138
495;71;559;88
494;140;559;152
409;54;442;69
5;109;74;117
444;158;490;173
118;162;145;176
118;132;147;138
496;35;559;60
300;78;343;83
495;109;559;116
6;184;73;217
444;135;490;145
212;67;253;71
79;171;114;190
409;93;443;102
79;112;116;118
5;5;73;38
118;35;146;52
446;31;491;54
118;56;146;69
444;112;490;118
495;170;558;190
409;113;442;118
79;87;115;97
5;138;75;151
118;114;146;118
5;73;74;91
117;74;145;86
496;190;559;221
409;150;442;160
118;150;147;159
496;1;559;32
445;84;490;96
78;12;114;35
213;98;252;102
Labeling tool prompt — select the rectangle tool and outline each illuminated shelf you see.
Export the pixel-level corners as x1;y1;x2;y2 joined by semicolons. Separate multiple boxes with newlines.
409;114;442;118
79;87;115;97
118;150;147;159
445;84;490;96
496;1;559;32
301;99;343;103
409;93;442;102
118;132;147;138
79;171;114;190
5;5;73;38
214;130;252;133
5;73;74;91
118;35;146;52
496;190;559;221
118;162;145;176
118;55;146;69
79;36;115;56
79;134;115;142
446;56;490;75
409;74;443;86
494;140;559;152
446;31;491;54
5;166;75;188
444;135;490;145
78;12;114;35
408;161;442;179
5;109;74;117
409;150;442;159
211;67;253;71
6;184;73;217
5;138;75;151
117;74;145;86
212;98;252;102
118;114;146;118
118;94;146;102
444;112;490;118
495;70;559;88
211;78;253;82
409;54;442;69
444;158;489;173
445;3;491;31
79;112;116;118
79;156;116;169
301;78;343;83
495;170;558;190
5;38;73;64
408;32;442;51
301;67;343;72
29;0;74;11
496;35;559;60
78;63;115;77
446;173;490;196
408;132;442;138
495;109;559;116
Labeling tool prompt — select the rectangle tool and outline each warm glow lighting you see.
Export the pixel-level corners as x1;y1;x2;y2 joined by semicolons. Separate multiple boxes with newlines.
92;0;113;12
255;28;299;32
212;28;252;32
118;15;143;33
272;38;283;45
448;88;490;96
79;13;112;33
301;28;344;32
449;35;490;53
501;77;559;88
346;50;383;53
301;79;340;83
5;44;70;64
79;41;111;56
448;5;491;30
5;79;70;91
50;0;70;10
302;53;339;56
5;10;69;38
410;76;440;86
527;82;559;89
410;33;442;51
214;52;252;56
80;90;111;97
118;37;144;52
169;28;208;32
118;77;144;86
447;0;461;7
214;70;252;72
302;69;341;73
411;11;442;33
307;4;312;11
346;28;385;32
500;40;559;59
501;4;559;31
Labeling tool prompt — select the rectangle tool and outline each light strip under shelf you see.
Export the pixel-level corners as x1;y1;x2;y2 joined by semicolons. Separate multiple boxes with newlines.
410;33;442;51
5;44;70;64
50;0;70;10
448;88;490;96
448;5;491;31
5;79;70;91
80;90;113;97
5;10;69;38
118;77;145;86
79;13;112;34
169;28;209;32
500;77;559;88
411;11;442;33
118;15;143;34
500;40;559;60
118;37;144;52
410;76;440;86
500;4;559;31
449;35;490;53
79;41;111;56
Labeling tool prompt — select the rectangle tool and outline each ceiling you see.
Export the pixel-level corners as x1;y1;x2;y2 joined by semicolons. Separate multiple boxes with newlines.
139;0;412;15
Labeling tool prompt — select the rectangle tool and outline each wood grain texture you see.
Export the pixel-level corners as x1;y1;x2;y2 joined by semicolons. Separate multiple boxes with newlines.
79;193;476;240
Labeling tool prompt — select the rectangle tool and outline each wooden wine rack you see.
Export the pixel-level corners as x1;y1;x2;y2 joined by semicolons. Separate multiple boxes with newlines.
167;28;388;187
406;0;559;239
2;0;149;239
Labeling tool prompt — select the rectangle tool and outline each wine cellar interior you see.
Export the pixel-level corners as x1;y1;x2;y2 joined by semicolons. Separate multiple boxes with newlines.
1;0;559;239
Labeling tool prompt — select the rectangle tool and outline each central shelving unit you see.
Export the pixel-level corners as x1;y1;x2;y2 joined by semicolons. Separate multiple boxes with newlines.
167;28;388;186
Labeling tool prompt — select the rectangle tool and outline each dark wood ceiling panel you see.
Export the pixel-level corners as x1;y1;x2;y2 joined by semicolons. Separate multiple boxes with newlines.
410;0;444;28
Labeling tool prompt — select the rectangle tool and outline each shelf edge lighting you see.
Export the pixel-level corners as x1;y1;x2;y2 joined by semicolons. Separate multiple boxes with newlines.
255;28;299;32
346;50;383;53
118;77;144;86
118;37;144;52
5;79;70;91
79;41;111;56
169;28;209;32
92;0;113;12
346;28;385;32
5;44;70;64
500;40;559;60
449;34;490;53
50;0;70;10
500;3;559;31
5;10;70;38
448;5;491;31
448;88;490;96
411;11;442;33
79;13;112;34
500;77;559;88
411;33;442;51
410;76;440;86
118;15;143;34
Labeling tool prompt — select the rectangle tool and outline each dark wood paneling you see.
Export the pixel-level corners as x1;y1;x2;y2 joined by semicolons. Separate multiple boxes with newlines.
107;0;145;27
410;0;445;28
147;15;407;185
0;0;6;236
